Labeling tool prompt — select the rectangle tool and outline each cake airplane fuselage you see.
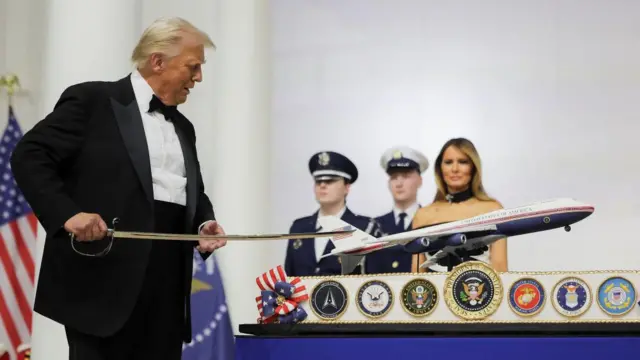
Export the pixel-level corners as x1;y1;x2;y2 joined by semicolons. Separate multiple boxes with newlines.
317;198;594;273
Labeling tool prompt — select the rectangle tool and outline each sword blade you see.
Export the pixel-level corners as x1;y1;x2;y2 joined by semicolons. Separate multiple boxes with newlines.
107;229;355;241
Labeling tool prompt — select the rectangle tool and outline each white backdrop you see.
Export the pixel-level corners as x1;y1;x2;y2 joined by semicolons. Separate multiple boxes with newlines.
1;0;639;359
269;0;640;272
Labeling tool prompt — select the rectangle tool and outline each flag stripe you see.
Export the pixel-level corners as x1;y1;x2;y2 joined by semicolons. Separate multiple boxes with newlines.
0;285;21;352
0;319;16;360
0;227;33;311
0;252;30;346
9;221;34;284
0;231;32;333
17;216;37;268
27;214;37;237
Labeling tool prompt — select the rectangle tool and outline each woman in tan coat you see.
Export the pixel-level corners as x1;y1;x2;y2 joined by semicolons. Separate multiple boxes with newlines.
411;138;507;272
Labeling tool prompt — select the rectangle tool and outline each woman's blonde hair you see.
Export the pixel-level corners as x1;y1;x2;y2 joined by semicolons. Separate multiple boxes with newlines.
131;17;216;68
433;137;494;202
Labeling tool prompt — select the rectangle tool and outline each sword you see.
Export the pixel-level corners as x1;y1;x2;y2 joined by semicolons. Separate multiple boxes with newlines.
97;228;355;241
69;218;356;242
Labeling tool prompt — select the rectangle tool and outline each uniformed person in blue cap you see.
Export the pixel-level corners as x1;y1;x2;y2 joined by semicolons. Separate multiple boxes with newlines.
365;146;429;274
284;151;383;276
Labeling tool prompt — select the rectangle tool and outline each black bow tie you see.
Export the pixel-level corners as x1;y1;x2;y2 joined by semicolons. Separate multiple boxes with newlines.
148;95;177;121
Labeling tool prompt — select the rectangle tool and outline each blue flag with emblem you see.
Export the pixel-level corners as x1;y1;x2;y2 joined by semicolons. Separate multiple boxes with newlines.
182;251;235;360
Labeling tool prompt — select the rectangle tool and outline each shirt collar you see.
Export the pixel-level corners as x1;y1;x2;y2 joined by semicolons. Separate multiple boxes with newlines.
393;202;419;222
130;69;156;113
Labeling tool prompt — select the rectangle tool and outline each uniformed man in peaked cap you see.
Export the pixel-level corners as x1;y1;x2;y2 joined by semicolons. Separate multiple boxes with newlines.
284;151;383;276
365;146;429;274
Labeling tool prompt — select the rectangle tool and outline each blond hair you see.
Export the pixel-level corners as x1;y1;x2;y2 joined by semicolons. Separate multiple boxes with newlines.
433;137;494;202
131;17;216;68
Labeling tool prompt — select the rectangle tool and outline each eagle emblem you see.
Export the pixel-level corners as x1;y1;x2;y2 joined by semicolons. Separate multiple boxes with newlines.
517;286;536;306
411;285;427;307
461;277;485;306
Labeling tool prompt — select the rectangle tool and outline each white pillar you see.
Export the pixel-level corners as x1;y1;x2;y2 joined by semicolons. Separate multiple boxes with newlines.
207;0;273;335
32;0;139;359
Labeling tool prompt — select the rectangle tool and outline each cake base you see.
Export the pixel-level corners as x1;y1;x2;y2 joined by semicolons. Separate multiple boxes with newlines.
239;322;640;337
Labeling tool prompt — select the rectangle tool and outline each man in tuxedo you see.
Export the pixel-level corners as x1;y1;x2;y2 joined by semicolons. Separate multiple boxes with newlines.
10;17;225;359
365;146;429;274
284;151;383;276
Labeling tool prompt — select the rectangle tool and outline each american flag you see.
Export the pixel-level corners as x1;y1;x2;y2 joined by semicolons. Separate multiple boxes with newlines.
0;106;37;359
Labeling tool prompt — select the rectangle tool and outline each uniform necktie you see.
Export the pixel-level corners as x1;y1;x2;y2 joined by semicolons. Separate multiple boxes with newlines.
148;95;177;121
397;212;407;232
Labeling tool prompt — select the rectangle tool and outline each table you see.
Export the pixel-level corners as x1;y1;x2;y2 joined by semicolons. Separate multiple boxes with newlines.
235;323;640;360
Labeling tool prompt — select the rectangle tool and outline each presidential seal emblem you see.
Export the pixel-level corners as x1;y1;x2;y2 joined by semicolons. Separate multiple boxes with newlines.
508;277;545;317
400;278;438;317
552;276;591;318
310;280;348;320
597;276;636;316
356;279;393;318
444;261;503;320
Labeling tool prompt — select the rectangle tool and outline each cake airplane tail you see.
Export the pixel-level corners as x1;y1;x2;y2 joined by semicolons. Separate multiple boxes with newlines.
317;216;379;275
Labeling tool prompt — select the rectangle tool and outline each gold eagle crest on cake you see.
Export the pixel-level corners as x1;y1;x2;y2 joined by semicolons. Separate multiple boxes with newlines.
444;261;503;320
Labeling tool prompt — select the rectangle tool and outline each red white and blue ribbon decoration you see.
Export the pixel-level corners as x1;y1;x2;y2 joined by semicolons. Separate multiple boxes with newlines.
255;265;309;324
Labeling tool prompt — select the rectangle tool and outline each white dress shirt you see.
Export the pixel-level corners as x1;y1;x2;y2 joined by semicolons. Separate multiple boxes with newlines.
393;202;419;230
314;207;346;263
130;70;187;206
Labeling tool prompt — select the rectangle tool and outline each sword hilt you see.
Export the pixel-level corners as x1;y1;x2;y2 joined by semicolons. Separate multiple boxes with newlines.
69;217;119;257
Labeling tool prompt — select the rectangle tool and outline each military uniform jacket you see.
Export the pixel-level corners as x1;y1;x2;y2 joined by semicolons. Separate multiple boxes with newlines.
364;207;420;274
284;208;381;276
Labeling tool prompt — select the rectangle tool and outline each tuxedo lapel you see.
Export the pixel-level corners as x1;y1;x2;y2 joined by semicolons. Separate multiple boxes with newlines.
110;94;154;207
171;115;197;231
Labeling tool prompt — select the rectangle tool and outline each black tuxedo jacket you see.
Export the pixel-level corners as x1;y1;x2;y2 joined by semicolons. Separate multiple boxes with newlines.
9;75;215;341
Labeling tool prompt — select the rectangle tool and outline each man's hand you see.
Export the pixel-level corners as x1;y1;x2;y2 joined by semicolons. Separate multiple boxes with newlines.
64;212;108;241
197;221;227;253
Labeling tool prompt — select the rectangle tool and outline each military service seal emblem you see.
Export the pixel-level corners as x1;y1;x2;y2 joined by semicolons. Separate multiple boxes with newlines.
444;261;503;320
400;278;438;317
356;279;393;318
597;276;636;316
552;276;591;318
508;277;545;317
310;280;348;320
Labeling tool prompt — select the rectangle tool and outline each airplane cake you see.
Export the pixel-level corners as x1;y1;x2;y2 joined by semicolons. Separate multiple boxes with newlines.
252;198;640;326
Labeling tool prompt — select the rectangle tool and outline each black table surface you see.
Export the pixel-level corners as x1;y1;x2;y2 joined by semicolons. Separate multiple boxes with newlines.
238;322;640;337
